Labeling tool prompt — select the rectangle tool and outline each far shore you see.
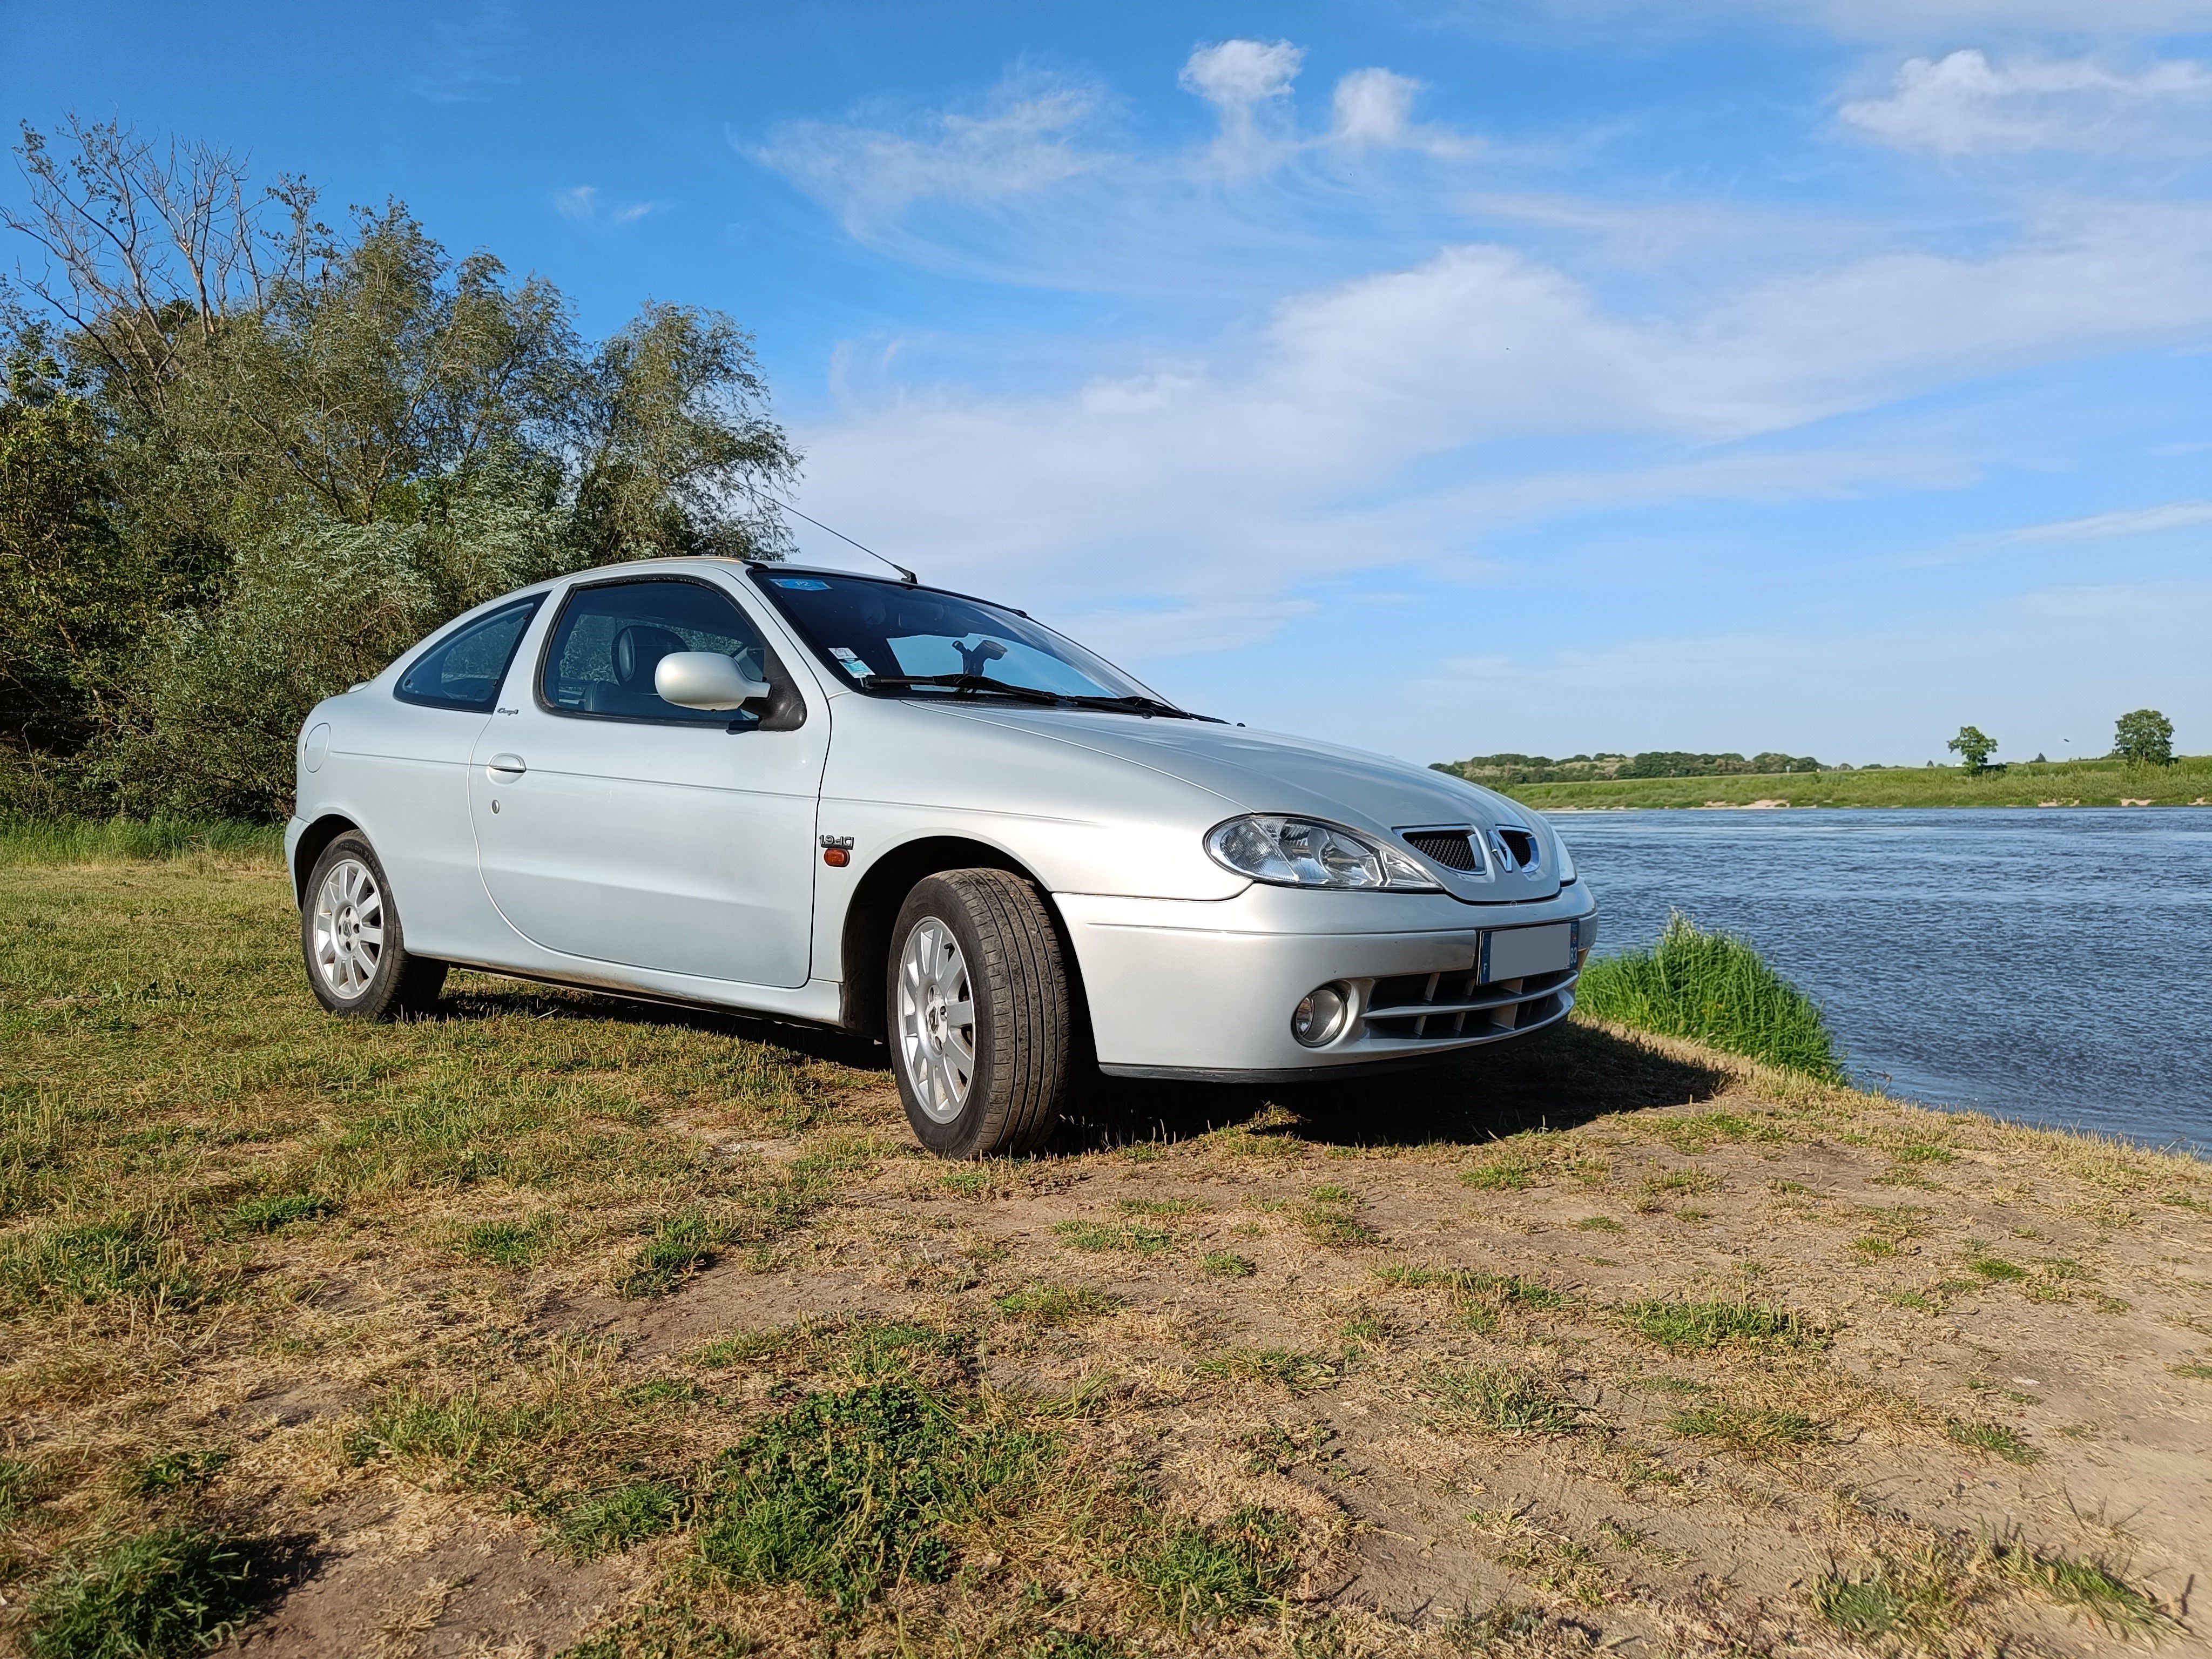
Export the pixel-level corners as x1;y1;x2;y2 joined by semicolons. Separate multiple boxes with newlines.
1487;754;2212;812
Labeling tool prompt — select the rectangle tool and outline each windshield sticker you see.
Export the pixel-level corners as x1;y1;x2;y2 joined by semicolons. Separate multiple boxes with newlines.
829;647;871;679
771;577;831;590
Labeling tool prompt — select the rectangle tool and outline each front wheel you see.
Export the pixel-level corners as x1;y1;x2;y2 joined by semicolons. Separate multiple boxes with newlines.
888;869;1073;1158
301;833;448;1020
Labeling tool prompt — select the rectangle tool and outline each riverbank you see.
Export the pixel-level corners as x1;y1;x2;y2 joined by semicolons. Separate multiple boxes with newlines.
1498;754;2212;811
2;854;2206;1656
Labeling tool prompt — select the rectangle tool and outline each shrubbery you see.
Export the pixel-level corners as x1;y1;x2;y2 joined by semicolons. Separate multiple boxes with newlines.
2;117;798;821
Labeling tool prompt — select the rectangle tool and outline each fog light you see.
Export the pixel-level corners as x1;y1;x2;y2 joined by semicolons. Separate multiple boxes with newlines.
1291;982;1352;1047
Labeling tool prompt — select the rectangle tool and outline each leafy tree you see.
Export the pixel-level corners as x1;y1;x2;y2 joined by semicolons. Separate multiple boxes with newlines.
2112;709;2174;766
1946;725;1997;772
2;118;800;819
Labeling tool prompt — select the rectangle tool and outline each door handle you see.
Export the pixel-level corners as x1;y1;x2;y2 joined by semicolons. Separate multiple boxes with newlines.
486;752;527;778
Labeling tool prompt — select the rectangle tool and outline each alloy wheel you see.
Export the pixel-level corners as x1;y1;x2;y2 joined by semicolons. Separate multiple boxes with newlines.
312;857;385;1000
896;917;976;1122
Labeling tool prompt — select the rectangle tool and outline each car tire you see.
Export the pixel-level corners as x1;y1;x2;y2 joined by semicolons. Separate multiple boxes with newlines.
301;832;448;1020
887;869;1071;1158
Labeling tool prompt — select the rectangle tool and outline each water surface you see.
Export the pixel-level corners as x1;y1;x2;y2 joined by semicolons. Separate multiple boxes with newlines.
1553;807;2212;1153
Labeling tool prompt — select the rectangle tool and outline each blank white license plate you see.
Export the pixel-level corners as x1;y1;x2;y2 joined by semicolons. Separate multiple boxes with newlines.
1482;923;1573;983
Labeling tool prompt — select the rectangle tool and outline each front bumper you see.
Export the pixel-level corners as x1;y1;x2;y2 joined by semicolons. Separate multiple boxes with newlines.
1056;881;1599;1077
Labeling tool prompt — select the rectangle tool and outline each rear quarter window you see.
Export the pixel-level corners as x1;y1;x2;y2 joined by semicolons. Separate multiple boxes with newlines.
395;597;544;712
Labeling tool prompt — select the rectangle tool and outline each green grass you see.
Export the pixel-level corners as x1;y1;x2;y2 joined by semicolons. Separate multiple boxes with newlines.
1192;1346;1338;1394
1295;1185;1379;1249
227;1192;332;1233
1944;1419;2041;1465
1576;914;1845;1080
1427;1364;1594;1437
1199;1251;1255;1277
558;1480;687;1559
1492;753;2212;810
2;1216;199;1312
0;815;285;868
1051;1218;1175;1254
1992;1544;2179;1636
461;1217;554;1269
1133;1506;1300;1629
993;1283;1118;1325
1459;1154;1539;1190
123;1450;230;1498
1617;1297;1824;1352
697;1379;1053;1609
25;1528;268;1658
1666;1404;1821;1455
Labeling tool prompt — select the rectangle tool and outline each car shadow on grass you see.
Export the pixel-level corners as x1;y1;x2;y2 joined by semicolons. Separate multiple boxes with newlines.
1056;1021;1732;1154
434;972;889;1070
428;974;1729;1154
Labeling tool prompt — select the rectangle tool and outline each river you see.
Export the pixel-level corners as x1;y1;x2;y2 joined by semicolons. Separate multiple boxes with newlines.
1552;807;2212;1154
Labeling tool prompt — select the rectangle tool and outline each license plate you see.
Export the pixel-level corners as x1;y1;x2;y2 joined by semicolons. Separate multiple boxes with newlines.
1481;922;1574;983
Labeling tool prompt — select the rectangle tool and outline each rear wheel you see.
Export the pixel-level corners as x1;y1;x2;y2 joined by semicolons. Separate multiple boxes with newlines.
301;833;447;1020
888;869;1071;1158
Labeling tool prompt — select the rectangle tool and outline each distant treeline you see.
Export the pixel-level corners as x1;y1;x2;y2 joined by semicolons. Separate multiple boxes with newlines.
1433;751;1836;785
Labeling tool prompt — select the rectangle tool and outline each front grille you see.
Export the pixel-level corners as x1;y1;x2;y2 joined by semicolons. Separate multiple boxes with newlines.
1363;963;1578;1041
1402;829;1480;871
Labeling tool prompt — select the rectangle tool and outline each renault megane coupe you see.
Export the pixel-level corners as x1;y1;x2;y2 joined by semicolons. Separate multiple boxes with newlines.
288;558;1599;1157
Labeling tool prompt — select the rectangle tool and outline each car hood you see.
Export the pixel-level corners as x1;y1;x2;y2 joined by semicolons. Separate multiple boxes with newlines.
947;707;1564;902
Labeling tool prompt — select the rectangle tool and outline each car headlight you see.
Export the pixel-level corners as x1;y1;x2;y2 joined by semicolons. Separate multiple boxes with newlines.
1205;815;1440;891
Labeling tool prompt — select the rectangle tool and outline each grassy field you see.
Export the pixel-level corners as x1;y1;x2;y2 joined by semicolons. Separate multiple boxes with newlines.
2;839;2208;1656
1495;754;2212;811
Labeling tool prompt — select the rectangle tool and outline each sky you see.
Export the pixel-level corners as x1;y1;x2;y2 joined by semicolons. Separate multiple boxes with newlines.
4;1;2209;767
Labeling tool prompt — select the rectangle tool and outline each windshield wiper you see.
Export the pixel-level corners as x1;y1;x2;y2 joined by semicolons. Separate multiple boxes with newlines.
862;673;1073;707
1062;693;1217;721
864;674;1222;721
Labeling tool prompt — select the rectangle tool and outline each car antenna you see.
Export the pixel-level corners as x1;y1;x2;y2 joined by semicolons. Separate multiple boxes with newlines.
773;501;919;584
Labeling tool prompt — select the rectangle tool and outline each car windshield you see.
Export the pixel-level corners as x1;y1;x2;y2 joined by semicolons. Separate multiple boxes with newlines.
754;569;1201;715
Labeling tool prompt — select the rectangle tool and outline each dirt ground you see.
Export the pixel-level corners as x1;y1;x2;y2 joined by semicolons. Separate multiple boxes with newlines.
3;860;2208;1657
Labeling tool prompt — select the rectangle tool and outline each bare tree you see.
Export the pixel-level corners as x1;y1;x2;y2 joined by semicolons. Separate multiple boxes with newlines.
2;116;322;415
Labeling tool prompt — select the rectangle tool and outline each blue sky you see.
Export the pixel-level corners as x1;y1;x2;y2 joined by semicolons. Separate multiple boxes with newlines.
5;1;2209;766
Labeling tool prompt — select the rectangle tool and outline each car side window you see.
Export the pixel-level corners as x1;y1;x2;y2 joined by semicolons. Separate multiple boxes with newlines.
395;597;543;712
541;578;772;726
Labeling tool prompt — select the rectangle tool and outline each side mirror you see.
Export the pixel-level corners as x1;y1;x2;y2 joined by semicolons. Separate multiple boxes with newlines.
655;651;770;711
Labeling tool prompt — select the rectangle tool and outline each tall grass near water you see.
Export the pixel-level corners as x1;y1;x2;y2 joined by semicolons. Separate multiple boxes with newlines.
1577;913;1845;1082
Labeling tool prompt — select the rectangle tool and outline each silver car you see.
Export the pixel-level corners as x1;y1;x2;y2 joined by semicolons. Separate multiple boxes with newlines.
287;558;1599;1157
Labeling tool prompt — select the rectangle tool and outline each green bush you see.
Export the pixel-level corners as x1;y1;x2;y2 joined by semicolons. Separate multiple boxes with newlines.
26;1528;266;1658
1576;913;1844;1080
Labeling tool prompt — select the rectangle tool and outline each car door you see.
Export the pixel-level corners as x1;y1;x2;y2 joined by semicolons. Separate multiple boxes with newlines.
323;594;547;959
468;572;827;989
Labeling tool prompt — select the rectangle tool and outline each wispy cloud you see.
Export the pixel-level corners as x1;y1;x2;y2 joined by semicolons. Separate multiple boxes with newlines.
554;185;662;227
1842;49;2212;153
751;74;1109;232
404;1;521;105
1996;501;2212;541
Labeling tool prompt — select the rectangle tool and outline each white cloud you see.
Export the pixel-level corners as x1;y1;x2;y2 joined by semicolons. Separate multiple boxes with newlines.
1332;68;1420;145
791;204;2212;653
1842;49;2212;153
752;80;1107;230
1178;39;1304;107
1997;501;2212;541
554;185;659;226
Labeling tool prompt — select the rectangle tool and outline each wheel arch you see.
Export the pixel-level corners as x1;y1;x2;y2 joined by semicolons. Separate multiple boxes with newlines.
291;813;363;907
837;835;1089;1046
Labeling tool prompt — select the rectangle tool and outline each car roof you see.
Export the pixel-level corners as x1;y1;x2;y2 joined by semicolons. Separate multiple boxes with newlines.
526;556;1030;619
